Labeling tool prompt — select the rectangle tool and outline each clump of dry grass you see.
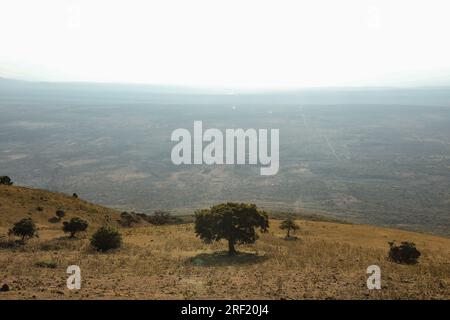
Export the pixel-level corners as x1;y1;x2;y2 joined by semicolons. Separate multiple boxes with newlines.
35;260;58;269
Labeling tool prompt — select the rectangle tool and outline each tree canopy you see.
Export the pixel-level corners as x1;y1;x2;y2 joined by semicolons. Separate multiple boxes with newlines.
9;218;38;243
195;203;269;255
63;217;88;238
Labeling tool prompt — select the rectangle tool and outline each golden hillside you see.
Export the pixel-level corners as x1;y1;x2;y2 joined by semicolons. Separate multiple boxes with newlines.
0;185;449;300
0;185;120;230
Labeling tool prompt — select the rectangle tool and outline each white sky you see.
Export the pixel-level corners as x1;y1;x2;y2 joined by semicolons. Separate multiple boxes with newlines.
0;0;449;89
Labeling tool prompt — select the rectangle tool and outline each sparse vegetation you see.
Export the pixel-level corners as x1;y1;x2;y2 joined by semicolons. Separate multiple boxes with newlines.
388;241;421;264
146;210;173;225
48;210;65;223
55;210;65;219
0;186;449;300
35;260;57;269
0;238;19;249
8;218;38;243
195;203;269;255
0;284;9;292
280;216;300;238
3;99;450;238
48;216;60;223
90;226;122;252
119;211;140;227
0;176;13;186
63;217;88;238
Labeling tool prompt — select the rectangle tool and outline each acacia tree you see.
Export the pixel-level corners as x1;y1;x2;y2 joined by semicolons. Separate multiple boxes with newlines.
63;217;88;238
8;218;38;243
195;203;269;255
280;216;299;238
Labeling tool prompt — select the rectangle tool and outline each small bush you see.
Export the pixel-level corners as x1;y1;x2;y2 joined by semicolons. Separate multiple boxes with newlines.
0;176;13;185
119;211;140;227
48;216;60;223
138;211;182;225
147;210;172;225
63;217;88;238
90;226;122;252
8;218;38;243
388;241;421;264
0;284;10;292
48;210;65;223
72;193;78;198
55;210;65;219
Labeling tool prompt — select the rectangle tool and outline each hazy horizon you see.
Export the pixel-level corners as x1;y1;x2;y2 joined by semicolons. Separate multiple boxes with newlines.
1;0;450;89
2;76;450;92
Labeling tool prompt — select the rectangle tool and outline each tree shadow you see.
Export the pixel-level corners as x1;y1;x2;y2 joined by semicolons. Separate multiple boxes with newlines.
54;235;76;241
188;251;268;267
0;238;22;249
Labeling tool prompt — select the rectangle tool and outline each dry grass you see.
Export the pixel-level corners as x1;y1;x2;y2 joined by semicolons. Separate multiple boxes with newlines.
0;185;449;300
0;221;448;300
0;185;120;230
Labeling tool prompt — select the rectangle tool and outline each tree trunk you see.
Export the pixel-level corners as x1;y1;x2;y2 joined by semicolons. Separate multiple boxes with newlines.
287;228;290;237
228;239;237;255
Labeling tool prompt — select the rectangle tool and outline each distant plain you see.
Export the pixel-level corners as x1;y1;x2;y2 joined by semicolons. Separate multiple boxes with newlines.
1;80;450;236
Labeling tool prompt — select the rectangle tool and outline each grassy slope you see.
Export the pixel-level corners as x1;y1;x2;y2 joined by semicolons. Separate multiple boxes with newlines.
0;185;449;300
0;185;120;230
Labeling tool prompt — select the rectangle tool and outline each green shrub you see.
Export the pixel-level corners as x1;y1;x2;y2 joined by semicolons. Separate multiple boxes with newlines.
8;218;38;243
0;176;13;185
388;241;421;264
90;226;122;252
63;217;88;238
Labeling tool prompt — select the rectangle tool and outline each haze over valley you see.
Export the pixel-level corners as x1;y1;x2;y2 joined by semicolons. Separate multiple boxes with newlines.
1;79;450;236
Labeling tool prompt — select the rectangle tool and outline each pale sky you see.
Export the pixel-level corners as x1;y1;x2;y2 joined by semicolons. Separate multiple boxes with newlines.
1;0;449;89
